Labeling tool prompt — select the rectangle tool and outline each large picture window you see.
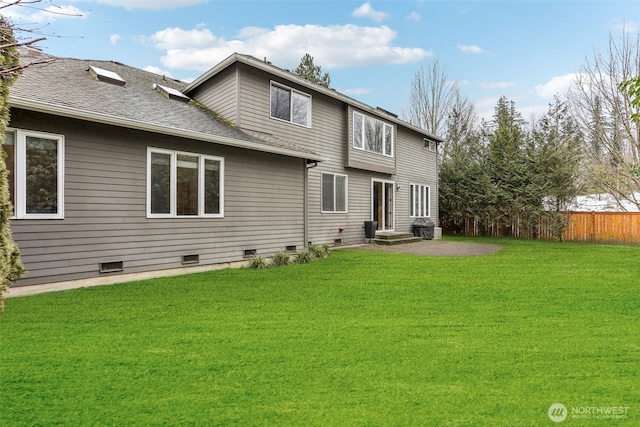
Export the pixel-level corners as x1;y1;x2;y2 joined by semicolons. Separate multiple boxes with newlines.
410;183;430;218
353;112;393;157
3;129;64;219
270;82;311;127
147;148;223;218
321;173;347;213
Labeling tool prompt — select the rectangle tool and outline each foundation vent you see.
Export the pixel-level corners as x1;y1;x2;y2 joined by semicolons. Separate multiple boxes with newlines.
99;260;124;273
182;254;200;265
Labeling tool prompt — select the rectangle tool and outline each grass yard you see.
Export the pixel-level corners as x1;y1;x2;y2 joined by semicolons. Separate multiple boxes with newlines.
1;238;639;426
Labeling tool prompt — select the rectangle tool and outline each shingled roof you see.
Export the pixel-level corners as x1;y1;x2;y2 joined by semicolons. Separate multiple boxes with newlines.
8;50;322;161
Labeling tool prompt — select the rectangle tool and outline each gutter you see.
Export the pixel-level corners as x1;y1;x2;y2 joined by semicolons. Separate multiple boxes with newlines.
9;96;325;162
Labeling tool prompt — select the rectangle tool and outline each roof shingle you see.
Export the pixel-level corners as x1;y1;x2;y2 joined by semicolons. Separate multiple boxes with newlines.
9;52;322;161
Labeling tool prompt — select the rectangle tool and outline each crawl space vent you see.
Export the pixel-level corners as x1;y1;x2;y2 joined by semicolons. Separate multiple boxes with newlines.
100;260;124;273
182;254;200;265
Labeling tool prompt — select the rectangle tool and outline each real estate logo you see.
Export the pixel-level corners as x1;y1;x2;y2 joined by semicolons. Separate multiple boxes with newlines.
548;403;568;423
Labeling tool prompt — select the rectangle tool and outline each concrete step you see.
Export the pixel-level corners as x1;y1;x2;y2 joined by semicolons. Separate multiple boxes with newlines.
371;235;422;245
373;232;416;241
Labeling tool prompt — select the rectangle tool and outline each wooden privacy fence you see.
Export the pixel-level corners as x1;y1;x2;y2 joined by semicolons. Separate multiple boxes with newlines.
443;212;640;246
563;212;640;245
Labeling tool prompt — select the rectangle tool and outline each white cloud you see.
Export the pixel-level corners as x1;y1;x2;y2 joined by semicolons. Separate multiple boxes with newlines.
534;74;577;99
95;0;207;10
352;3;389;22
406;11;421;22
110;34;121;44
148;27;217;50
146;24;432;72
450;79;469;88
518;104;549;123
481;81;517;89
457;44;487;54
475;96;500;122
1;4;85;24
143;65;174;79
610;19;638;33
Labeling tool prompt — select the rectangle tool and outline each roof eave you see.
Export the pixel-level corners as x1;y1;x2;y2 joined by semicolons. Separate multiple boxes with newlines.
9;97;325;162
184;53;445;143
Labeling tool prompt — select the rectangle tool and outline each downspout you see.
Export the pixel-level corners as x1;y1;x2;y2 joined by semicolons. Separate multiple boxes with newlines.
436;141;440;227
305;159;318;247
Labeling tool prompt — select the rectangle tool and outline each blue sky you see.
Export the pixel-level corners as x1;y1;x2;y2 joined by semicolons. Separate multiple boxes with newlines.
3;0;639;124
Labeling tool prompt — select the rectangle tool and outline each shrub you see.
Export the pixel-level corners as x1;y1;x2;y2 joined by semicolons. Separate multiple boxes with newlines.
271;250;291;267
309;243;331;258
248;255;268;269
295;249;313;264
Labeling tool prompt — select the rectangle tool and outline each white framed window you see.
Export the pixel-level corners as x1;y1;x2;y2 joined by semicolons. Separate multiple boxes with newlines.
270;82;311;127
3;129;65;219
321;172;348;213
425;138;437;152
410;183;430;218
353;112;394;157
147;147;224;218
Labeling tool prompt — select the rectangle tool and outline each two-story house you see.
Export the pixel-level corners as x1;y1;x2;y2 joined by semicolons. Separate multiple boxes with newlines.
6;51;443;288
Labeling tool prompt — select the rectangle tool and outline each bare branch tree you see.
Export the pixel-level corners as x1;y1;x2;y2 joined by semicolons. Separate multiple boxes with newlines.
567;28;640;209
0;0;85;76
402;59;459;137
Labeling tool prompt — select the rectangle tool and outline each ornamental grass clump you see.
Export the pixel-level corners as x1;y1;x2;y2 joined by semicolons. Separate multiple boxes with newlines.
271;250;291;267
308;243;331;259
248;255;268;269
294;248;313;264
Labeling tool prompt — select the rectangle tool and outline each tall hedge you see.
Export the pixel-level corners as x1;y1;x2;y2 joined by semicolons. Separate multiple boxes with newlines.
0;16;25;309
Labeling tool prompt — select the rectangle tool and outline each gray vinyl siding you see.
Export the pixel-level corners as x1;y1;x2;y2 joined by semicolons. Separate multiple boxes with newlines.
187;66;239;125
9;110;305;286
191;63;440;245
231;67;366;245
393;126;439;232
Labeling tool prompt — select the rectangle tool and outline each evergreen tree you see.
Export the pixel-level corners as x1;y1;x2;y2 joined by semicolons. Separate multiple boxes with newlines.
485;97;531;235
294;53;331;88
0;16;25;309
531;97;584;240
438;92;484;232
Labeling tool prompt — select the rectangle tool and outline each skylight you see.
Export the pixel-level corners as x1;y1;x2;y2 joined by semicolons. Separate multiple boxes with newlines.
88;65;126;87
153;83;190;103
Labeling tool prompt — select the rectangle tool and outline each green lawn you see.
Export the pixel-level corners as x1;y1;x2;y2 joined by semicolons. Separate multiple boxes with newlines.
1;238;639;426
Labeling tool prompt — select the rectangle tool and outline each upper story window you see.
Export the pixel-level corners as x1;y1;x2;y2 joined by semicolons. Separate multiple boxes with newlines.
270;82;311;127
3;129;65;219
425;139;437;152
353;112;393;157
147;147;224;218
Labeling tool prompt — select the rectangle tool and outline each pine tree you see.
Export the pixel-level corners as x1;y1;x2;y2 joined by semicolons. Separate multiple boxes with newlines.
485;97;530;235
531;97;584;240
439;92;484;233
0;16;25;309
294;53;331;88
